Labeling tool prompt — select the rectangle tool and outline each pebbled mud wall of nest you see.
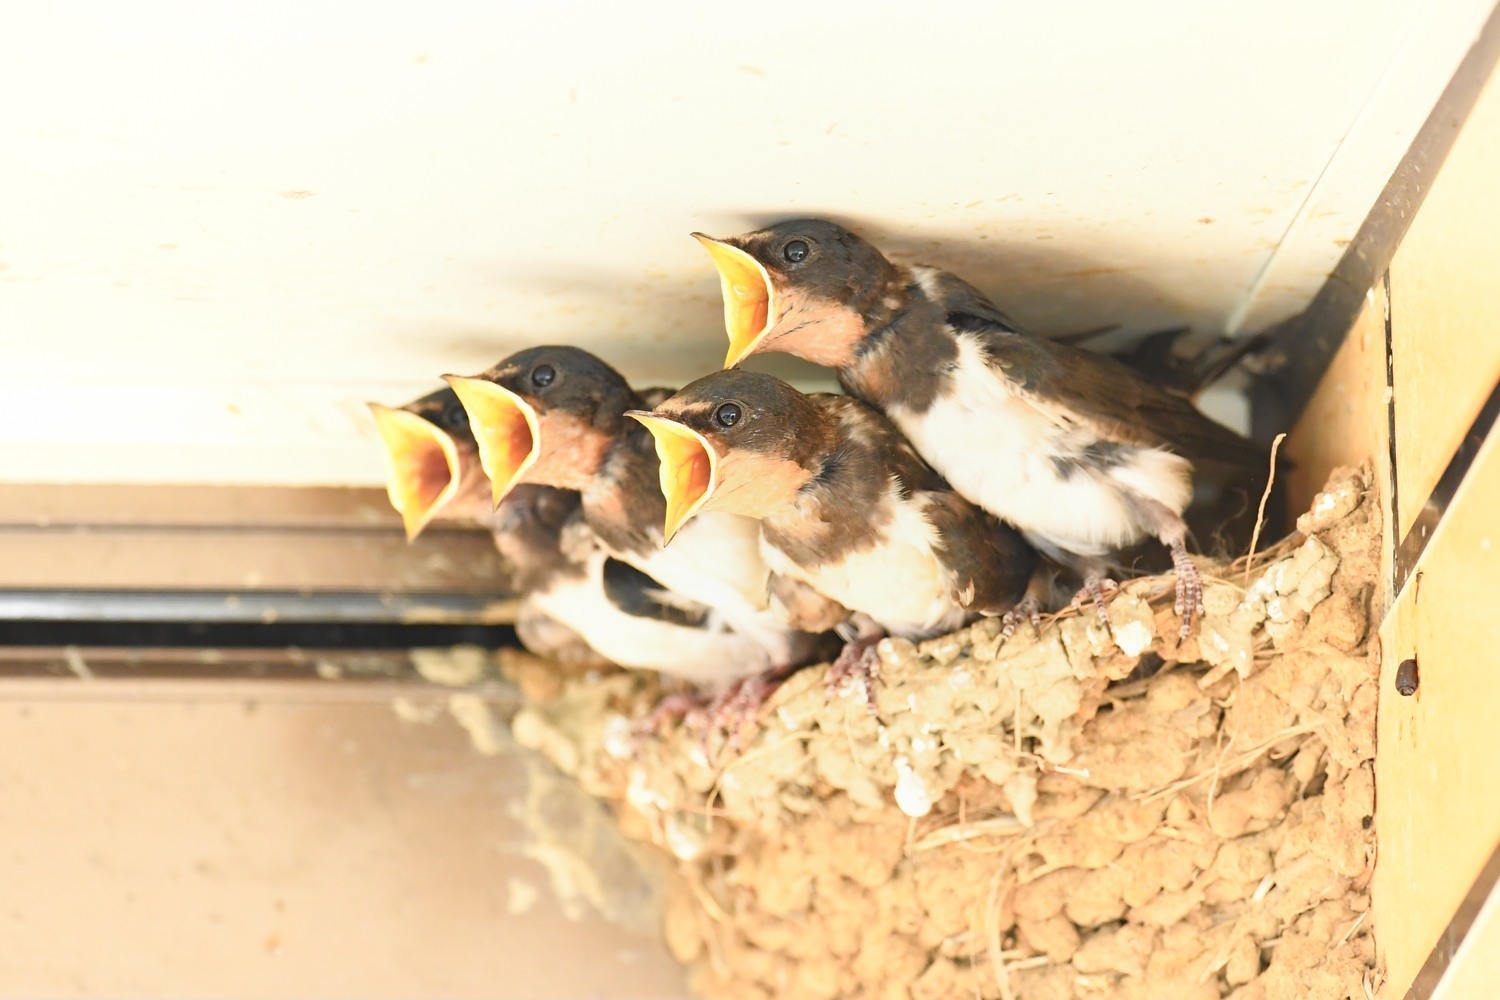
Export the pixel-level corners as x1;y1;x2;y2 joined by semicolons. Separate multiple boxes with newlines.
497;467;1382;1000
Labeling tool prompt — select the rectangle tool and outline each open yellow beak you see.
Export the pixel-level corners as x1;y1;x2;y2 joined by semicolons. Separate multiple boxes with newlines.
692;233;775;369
368;403;463;541
442;376;540;508
627;412;718;545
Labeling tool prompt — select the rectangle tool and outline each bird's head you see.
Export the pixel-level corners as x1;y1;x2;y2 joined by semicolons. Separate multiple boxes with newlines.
692;219;904;369
367;386;487;540
627;369;827;543
444;346;635;506
493;482;581;535
490;482;580;566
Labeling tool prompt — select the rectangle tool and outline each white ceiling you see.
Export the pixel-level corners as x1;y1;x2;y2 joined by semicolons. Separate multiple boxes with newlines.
1;0;1493;485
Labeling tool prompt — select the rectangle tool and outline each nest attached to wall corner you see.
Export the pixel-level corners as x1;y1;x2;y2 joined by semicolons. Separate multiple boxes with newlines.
499;467;1382;1000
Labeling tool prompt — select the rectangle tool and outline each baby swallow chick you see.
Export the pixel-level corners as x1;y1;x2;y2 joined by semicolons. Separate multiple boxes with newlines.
444;346;824;689
630;369;1038;704
370;388;761;680
693;219;1265;637
491;483;776;685
369;388;492;541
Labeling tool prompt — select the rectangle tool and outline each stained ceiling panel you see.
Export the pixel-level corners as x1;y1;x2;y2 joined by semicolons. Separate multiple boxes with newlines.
1;0;1493;484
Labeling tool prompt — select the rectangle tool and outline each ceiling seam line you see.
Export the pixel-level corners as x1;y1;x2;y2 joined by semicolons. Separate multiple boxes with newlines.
1222;9;1433;337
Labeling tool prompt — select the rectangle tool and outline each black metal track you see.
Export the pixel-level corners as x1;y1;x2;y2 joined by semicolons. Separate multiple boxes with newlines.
0;618;519;649
0;587;522;650
1393;377;1500;597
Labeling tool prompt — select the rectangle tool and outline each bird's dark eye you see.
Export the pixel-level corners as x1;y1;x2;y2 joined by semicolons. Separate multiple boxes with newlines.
530;364;556;388
444;404;470;429
782;239;809;263
713;402;742;428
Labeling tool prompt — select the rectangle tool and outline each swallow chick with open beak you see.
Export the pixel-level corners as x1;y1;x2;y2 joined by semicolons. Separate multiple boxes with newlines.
631;369;1039;707
369;388;762;679
491;483;777;685
444;346;824;691
693;220;1265;638
369;388;493;542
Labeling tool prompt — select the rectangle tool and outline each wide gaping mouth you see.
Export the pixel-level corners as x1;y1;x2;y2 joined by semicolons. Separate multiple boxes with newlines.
442;376;541;507
692;233;775;369
368;403;463;541
626;412;718;544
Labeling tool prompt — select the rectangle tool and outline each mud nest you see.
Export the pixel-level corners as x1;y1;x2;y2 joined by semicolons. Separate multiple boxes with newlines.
494;467;1381;1000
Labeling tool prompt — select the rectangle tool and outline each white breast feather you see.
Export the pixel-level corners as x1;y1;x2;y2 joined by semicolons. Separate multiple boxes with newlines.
761;485;967;637
888;334;1191;557
617;510;812;665
529;547;771;688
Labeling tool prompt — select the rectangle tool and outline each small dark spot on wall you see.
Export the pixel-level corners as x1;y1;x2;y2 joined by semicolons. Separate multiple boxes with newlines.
1197;217;1215;224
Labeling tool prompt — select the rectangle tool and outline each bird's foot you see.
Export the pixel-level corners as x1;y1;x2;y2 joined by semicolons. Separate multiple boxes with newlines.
1169;540;1203;639
998;593;1043;644
826;637;884;715
1069;576;1119;627
704;665;796;756
632;691;710;747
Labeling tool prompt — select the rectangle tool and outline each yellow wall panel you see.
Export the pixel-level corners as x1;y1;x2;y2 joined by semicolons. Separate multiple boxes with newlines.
1390;66;1500;538
1374;430;1500;995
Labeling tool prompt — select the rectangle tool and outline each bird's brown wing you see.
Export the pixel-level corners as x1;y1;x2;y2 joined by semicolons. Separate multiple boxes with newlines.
600;558;712;628
768;573;852;633
953;312;1264;467
817;393;1035;614
919;267;1026;331
923;493;1038;616
820;394;951;494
